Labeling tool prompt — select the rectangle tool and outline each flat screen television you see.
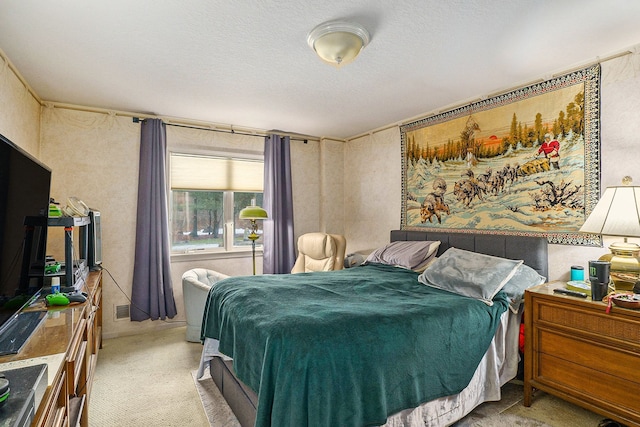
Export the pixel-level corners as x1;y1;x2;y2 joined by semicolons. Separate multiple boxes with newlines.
0;132;51;355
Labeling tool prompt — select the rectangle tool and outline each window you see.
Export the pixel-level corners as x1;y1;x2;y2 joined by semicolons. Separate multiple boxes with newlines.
169;152;264;254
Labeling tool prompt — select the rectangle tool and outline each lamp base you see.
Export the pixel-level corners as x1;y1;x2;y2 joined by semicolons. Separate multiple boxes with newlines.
248;231;259;276
598;242;640;292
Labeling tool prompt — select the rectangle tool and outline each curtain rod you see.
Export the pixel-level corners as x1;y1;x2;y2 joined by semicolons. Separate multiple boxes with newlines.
132;117;312;143
41;102;326;143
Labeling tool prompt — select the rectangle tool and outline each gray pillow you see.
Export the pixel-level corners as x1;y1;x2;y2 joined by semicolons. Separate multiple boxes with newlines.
418;247;523;306
365;241;441;271
502;264;546;313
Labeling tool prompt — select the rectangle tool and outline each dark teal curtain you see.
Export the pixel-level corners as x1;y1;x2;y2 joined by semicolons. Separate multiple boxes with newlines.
131;118;177;320
263;134;295;274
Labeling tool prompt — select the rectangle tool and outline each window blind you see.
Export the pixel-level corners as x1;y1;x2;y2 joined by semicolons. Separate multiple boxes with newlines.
170;153;264;192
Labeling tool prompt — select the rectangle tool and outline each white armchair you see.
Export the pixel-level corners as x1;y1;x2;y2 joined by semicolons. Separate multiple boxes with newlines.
181;268;229;342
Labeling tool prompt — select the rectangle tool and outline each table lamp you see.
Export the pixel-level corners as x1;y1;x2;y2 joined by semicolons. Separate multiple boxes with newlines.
239;204;268;275
579;176;640;291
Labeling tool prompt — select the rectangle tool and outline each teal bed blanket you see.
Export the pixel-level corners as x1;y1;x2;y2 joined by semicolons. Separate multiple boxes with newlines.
201;263;509;427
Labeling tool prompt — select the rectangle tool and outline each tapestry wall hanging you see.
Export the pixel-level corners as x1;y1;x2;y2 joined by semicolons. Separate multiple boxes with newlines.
400;64;601;246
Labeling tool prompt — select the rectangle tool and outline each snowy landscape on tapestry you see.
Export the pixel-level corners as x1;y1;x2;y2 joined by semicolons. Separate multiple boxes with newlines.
405;131;585;231
402;75;600;245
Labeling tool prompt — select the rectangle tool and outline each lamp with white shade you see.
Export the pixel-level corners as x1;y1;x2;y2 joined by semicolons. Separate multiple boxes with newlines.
579;176;640;291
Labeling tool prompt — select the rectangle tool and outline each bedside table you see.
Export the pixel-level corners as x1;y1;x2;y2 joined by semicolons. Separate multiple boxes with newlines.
524;281;640;427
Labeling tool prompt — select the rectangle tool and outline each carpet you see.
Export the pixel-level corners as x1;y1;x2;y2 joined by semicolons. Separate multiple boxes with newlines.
192;370;241;427
467;414;552;426
89;326;210;427
501;388;605;427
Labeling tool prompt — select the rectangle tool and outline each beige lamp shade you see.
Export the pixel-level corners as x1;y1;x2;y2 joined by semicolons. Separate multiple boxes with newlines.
579;185;640;237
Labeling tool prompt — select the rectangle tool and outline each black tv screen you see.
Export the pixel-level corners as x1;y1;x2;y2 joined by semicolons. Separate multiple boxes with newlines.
0;133;51;339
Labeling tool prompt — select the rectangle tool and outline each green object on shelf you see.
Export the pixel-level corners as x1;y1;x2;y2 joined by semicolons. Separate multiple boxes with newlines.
46;292;69;306
45;262;61;274
49;204;62;217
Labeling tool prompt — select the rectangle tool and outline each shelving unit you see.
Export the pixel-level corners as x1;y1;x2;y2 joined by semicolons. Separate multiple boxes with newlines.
47;216;90;289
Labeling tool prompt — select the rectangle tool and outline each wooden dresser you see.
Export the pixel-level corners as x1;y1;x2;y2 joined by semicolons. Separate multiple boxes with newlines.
0;270;102;427
524;281;640;427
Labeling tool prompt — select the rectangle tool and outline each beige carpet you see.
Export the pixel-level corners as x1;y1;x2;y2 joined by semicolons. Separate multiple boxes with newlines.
89;325;609;427
451;381;604;427
501;388;605;427
89;325;210;427
192;369;240;427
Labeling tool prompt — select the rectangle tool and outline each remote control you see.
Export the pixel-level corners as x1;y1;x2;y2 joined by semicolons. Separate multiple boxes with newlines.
553;288;588;298
66;292;88;304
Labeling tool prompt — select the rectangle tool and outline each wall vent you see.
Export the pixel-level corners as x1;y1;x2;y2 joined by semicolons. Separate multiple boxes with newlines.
114;304;130;321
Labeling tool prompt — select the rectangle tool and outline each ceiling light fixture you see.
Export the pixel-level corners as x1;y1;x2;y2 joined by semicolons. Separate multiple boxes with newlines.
307;20;370;67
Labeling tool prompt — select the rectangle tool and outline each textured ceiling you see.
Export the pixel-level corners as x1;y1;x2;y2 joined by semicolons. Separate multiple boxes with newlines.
2;1;640;140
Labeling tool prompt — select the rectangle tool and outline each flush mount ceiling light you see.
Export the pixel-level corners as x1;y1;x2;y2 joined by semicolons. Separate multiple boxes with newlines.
307;20;370;67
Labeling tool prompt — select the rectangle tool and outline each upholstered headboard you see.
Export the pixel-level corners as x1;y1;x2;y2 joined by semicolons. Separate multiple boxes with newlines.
390;230;549;280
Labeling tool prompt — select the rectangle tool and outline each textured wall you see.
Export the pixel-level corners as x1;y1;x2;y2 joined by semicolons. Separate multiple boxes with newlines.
290;138;321;237
0;55;40;155
39;108;142;338
319;138;346;237
343;53;640;282
344;126;401;254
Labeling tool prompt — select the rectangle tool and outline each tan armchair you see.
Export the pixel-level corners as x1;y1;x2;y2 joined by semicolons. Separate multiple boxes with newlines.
291;232;347;273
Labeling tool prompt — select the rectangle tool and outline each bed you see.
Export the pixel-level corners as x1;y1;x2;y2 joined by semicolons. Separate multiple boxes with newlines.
197;230;548;427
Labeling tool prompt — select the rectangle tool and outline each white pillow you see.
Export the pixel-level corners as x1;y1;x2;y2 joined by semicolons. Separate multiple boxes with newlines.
365;241;441;272
418;247;523;306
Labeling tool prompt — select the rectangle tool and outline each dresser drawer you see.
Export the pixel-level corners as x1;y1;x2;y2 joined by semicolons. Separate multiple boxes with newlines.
537;352;639;421
535;301;640;348
536;329;640;383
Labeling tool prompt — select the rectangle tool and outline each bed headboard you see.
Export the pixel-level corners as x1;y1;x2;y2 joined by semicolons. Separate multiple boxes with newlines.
390;230;549;280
